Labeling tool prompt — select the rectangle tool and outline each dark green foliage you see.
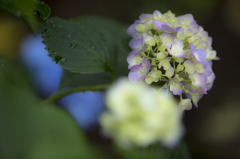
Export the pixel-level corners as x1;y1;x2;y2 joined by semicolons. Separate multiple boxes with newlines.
0;0;51;32
0;57;104;159
114;140;191;159
59;70;112;89
34;0;51;21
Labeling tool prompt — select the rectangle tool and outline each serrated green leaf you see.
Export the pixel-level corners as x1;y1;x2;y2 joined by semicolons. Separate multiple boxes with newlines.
71;17;131;78
43;17;130;91
41;17;129;77
0;0;51;32
0;57;103;159
71;17;131;77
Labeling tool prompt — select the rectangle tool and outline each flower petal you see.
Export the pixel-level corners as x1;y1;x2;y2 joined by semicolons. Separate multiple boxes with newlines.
153;19;165;30
153;20;177;33
206;72;215;90
199;85;207;98
127;23;137;37
128;50;141;56
190;43;196;53
153;10;162;20
160;33;174;48
204;63;213;76
181;14;194;25
169;78;183;95
142;59;151;70
127;54;142;69
167;48;187;57
139;13;153;23
189;21;199;34
190;73;207;87
161;24;178;33
183;59;195;74
128;65;144;83
179;98;192;112
129;36;144;50
194;49;207;65
128;71;145;84
128;59;150;84
167;40;187;57
165;67;174;78
174;27;182;32
177;29;185;40
191;92;200;108
190;43;207;65
130;64;142;72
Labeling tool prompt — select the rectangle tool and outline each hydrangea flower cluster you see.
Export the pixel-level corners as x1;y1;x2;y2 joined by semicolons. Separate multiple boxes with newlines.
127;10;219;111
100;78;183;149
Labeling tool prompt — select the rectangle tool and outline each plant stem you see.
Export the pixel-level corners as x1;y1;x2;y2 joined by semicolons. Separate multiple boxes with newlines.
45;84;110;103
158;82;167;92
111;71;116;82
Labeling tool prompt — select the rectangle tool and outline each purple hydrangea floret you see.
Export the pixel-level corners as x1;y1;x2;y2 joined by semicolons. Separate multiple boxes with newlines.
190;72;207;87
167;39;187;57
126;10;219;110
128;59;150;84
190;43;207;65
169;78;183;95
129;36;144;51
127;50;142;69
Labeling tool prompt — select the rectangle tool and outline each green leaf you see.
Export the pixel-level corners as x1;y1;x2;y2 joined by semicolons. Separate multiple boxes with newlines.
114;140;191;159
0;0;34;17
71;17;131;77
41;16;129;76
42;16;130;91
59;70;112;89
0;0;51;32
72;16;131;78
0;57;103;159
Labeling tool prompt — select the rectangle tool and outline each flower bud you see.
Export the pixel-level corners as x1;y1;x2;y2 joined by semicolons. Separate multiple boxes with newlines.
179;98;192;112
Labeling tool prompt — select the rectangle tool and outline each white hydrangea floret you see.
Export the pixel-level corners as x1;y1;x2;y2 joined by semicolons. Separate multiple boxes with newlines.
100;78;183;149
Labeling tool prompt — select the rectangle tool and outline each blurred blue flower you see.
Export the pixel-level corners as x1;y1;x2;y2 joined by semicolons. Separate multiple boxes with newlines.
20;34;62;97
58;91;105;130
20;34;105;130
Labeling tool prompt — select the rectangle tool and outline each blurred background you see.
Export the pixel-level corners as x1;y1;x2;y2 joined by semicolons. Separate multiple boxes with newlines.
1;0;240;158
